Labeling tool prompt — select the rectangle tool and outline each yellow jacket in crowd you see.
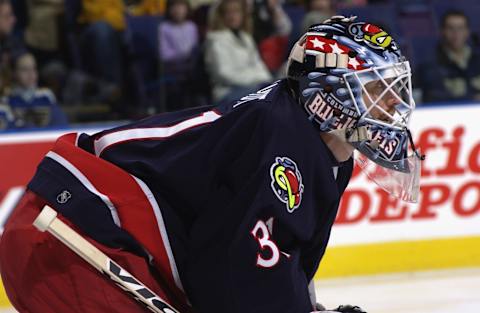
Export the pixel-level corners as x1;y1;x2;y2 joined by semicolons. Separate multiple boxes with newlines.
79;0;165;31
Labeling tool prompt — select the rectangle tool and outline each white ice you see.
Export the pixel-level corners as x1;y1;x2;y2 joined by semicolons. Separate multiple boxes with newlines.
314;268;480;313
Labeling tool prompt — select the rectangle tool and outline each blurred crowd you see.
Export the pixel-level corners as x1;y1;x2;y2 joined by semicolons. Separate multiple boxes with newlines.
0;0;479;131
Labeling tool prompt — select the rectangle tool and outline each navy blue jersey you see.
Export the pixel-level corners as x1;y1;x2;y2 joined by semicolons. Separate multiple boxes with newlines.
28;80;353;313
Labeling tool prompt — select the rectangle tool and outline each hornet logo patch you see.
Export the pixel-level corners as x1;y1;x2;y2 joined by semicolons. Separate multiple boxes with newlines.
270;157;304;213
348;22;398;51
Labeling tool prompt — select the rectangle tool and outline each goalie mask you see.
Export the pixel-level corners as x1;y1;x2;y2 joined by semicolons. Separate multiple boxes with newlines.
287;16;423;202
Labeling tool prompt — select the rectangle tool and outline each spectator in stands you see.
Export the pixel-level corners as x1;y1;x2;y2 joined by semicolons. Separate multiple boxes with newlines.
78;0;167;86
159;0;199;110
4;52;68;129
78;0;126;86
252;0;292;73
129;0;166;15
0;0;25;96
205;0;272;103
301;0;335;33
23;0;70;108
416;10;480;103
77;0;170;118
23;0;65;69
0;101;14;130
252;0;292;43
336;0;366;7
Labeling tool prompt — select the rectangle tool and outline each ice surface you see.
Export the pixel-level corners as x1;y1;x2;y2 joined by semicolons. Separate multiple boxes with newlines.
1;268;479;313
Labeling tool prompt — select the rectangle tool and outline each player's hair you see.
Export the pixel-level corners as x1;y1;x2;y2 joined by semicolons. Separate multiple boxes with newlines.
440;9;470;29
208;0;252;33
165;0;191;21
0;0;11;7
10;52;36;75
305;0;336;12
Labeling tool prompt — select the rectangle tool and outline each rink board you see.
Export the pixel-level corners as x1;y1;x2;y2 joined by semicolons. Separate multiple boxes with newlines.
2;104;480;307
0;293;6;309
316;235;480;279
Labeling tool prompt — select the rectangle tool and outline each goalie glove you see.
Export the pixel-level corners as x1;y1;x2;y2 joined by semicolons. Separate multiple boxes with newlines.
311;304;367;313
335;305;366;313
313;303;326;311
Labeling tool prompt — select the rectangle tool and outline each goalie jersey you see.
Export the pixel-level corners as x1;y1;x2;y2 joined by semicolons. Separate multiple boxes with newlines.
27;80;353;313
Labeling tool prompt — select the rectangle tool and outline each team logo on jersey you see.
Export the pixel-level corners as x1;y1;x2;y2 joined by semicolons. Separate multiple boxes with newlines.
270;157;304;213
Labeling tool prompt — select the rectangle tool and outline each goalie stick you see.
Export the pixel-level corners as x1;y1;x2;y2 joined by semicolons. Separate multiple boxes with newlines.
33;205;181;313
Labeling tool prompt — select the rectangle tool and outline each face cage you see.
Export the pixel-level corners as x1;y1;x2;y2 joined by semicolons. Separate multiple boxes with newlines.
341;62;422;202
343;61;415;131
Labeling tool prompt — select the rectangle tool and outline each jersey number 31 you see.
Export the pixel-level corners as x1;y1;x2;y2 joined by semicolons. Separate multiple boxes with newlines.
251;219;280;268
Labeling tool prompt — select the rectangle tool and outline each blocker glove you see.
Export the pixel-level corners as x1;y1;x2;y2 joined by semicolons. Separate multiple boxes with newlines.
312;304;367;313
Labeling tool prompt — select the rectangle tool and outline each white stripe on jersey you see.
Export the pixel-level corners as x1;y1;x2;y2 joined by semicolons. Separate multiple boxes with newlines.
46;151;122;227
94;111;222;156
131;175;185;293
74;133;80;147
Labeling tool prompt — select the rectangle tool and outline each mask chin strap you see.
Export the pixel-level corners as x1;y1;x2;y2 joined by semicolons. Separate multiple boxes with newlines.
406;127;426;161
